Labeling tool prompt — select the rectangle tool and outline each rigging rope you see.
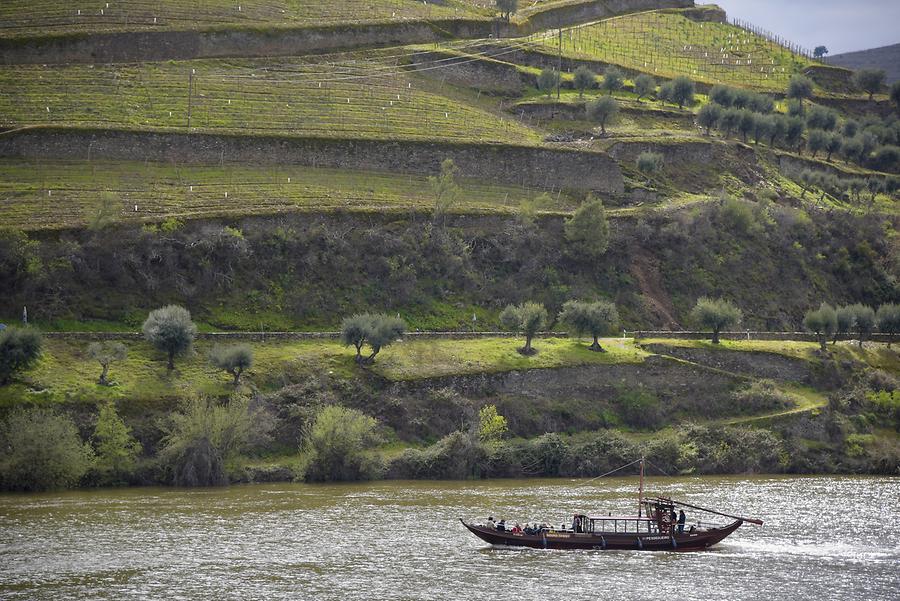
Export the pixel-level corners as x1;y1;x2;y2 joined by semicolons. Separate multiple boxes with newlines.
572;458;643;488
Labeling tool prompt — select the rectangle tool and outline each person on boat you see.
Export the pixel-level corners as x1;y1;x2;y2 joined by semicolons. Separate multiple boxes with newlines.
497;519;506;532
677;510;686;534
486;516;496;530
511;523;522;534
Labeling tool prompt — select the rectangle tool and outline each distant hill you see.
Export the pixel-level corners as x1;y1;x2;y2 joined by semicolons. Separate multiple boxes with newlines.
827;43;900;83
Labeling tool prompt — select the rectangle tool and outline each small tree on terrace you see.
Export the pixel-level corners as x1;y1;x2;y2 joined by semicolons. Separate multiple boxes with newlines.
500;302;548;355
209;344;253;386
824;132;842;160
633;74;656;102
803;303;837;352
786;75;813;113
709;85;734;107
564;196;609;258
814;46;829;59
697;103;722;136
852;69;885;101
573;66;596;98
429;158;460;225
737;109;756;143
340;313;406;364
636;151;663;183
558;299;620;352
496;0;518;21
834;305;855;344
537;67;559;98
0;326;42;385
586;96;618;135
87;341;127;386
848;303;875;348
785;117;805;152
891;82;900;115
876;303;900;347
719;107;742;139
670;76;695;109
142;305;197;370
807;129;828;158
601;66;624;95
753;115;774;145
690;297;742;344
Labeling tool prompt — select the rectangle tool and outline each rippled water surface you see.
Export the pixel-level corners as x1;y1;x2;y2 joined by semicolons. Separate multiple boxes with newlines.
1;476;899;600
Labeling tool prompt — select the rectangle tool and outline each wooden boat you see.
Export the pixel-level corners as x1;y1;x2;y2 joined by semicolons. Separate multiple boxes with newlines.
461;459;762;551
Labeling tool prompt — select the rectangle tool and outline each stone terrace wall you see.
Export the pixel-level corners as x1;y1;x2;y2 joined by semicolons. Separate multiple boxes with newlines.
0;128;626;193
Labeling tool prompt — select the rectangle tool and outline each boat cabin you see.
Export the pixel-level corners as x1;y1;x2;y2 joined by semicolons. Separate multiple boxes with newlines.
572;498;683;535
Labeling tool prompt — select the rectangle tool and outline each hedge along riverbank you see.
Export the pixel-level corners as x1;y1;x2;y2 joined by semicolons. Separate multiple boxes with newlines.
0;0;692;65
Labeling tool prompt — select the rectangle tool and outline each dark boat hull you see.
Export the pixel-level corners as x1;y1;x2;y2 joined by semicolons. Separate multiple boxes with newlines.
461;519;743;551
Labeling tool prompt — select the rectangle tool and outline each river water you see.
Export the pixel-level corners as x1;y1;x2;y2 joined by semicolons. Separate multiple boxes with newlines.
1;476;898;600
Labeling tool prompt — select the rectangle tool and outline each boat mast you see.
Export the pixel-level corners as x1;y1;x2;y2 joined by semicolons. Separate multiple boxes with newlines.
638;456;644;517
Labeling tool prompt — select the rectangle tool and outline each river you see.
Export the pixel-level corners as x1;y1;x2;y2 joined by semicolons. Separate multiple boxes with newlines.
1;476;898;600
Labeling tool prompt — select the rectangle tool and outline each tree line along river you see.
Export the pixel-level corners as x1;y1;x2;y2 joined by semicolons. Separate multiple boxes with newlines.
1;475;898;600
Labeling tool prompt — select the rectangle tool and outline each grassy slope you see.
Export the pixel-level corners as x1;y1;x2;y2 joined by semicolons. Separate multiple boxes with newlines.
0;159;578;230
0;0;490;38
7;336;896;408
0;55;538;144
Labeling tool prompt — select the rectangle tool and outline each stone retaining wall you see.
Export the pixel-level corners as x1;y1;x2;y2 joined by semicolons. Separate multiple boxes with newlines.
0;127;626;193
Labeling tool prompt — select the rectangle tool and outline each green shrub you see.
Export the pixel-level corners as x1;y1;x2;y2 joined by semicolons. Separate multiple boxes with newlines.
389;430;486;479
0;407;94;491
304;405;382;481
158;395;266;486
731;380;793;414
91;402;141;484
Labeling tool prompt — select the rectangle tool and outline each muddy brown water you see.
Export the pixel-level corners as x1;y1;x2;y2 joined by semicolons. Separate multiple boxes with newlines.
1;475;898;600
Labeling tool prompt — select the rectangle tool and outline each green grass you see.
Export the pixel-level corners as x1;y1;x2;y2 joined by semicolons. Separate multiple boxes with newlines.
0;0;491;39
0;54;539;144
1;337;353;406
523;10;817;91
0;159;575;230
640;337;900;374
370;336;650;380
3;336;651;405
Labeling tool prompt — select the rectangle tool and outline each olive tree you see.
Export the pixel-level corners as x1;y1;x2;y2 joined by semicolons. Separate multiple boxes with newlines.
586;96;618;134
0;326;42;385
848;303;876;348
697;103;722;135
87;341;128;386
891;82;900;115
573;66;596;97
803;303;837;352
636;151;663;183
786;75;813;113
558;300;620;352
340;313;406;364
496;0;517;21
690;297;742;344
601;66;624;95
428;158;460;225
814;46;828;59
852;69;885;101
564;196;609;258
500;302;548;355
876;303;900;347
209;344;253;386
537;67;559;97
142;305;197;370
807;129;828;158
670;76;695;109
834;305;855;344
633;74;655;102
